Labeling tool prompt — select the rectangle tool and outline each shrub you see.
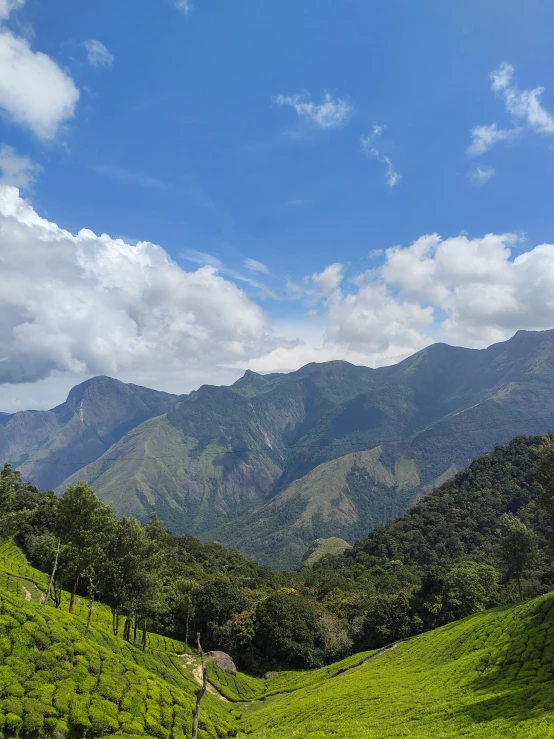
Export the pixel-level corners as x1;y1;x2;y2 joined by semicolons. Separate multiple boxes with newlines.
4;712;22;735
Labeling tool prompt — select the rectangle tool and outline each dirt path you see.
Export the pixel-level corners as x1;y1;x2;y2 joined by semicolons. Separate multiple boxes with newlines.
22;587;32;601
178;653;229;702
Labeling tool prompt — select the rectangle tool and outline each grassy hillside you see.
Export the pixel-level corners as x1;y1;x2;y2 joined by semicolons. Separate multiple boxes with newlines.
300;537;352;566
240;592;554;738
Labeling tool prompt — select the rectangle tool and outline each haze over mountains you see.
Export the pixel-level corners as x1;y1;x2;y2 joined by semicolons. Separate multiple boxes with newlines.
3;328;554;568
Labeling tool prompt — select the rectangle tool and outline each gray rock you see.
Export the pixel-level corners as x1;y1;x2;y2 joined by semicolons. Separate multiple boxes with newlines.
208;650;237;675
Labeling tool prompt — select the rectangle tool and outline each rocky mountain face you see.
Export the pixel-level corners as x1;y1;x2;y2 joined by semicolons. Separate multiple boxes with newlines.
3;329;554;568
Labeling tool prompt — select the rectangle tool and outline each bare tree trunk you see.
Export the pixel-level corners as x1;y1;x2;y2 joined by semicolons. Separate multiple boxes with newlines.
517;574;522;600
53;579;62;608
185;605;189;655
142;619;147;651
41;540;60;612
191;633;207;739
85;577;96;637
69;572;79;614
133;620;137;645
123;616;131;641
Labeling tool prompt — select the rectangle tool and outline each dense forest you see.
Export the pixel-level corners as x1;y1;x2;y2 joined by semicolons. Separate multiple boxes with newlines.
2;433;554;675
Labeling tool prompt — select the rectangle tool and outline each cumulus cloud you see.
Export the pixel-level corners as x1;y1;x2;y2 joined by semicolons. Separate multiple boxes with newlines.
269;230;554;367
273;91;352;129
471;166;495;184
0;0;23;20
0;29;79;139
0;186;271;385
0;145;40;190
380;232;554;345
311;263;344;295
361;125;401;188
84;40;114;69
325;282;433;353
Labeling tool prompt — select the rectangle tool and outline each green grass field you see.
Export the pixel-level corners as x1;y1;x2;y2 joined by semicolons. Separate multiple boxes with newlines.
239;593;554;739
3;540;554;738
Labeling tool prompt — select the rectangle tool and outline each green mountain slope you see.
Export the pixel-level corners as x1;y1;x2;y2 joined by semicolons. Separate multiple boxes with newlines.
0;376;180;491
5;330;554;567
240;592;554;738
205;446;422;568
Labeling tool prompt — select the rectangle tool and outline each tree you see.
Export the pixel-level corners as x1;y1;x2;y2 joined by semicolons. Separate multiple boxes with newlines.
317;613;352;662
253;591;322;670
102;516;166;645
498;513;539;600
537;434;554;525
54;482;114;613
441;561;499;621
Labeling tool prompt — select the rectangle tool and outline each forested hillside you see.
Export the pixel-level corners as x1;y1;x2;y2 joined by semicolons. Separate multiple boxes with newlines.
2;432;554;677
4;329;554;567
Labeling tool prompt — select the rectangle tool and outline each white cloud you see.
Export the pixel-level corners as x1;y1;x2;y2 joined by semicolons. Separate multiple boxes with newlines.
361;125;401;188
244;258;269;274
273;91;352;129
84;40;114;69
467;63;554;158
0;29;79;139
0;145;40;190
325;282;433;353
175;0;192;14
0;0;23;20
369;249;384;258
0;185;272;385
466;123;518;157
491;62;554;134
380;231;554;345
311;263;344;295
471;166;495;184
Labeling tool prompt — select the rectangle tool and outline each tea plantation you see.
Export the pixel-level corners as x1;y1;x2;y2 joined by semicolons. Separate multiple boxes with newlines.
239;592;554;738
3;539;554;738
0;542;239;738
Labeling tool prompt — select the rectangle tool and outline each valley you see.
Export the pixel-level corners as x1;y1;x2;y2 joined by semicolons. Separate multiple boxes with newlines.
3;329;554;567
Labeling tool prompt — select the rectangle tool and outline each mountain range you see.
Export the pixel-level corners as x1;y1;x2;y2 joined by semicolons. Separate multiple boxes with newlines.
3;328;554;568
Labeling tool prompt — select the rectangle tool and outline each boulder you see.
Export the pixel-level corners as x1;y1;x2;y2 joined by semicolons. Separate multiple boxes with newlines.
208;650;237;675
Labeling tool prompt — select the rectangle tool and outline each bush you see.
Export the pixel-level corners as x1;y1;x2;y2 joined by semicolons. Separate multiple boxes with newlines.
4;712;22;734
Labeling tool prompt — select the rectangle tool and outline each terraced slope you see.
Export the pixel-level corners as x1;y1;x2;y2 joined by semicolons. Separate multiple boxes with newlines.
240;593;554;738
0;542;239;738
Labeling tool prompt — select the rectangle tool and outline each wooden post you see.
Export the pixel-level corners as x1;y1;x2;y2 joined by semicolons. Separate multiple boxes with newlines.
191;633;207;739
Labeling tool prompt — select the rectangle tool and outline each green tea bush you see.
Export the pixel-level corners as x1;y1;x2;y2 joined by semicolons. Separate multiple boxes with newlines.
0;582;237;738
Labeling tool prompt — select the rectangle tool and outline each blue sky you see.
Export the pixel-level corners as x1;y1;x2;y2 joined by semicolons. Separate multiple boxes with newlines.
2;0;554;410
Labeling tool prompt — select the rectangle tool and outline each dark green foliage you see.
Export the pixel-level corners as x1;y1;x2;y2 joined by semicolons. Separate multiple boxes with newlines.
350;435;551;568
